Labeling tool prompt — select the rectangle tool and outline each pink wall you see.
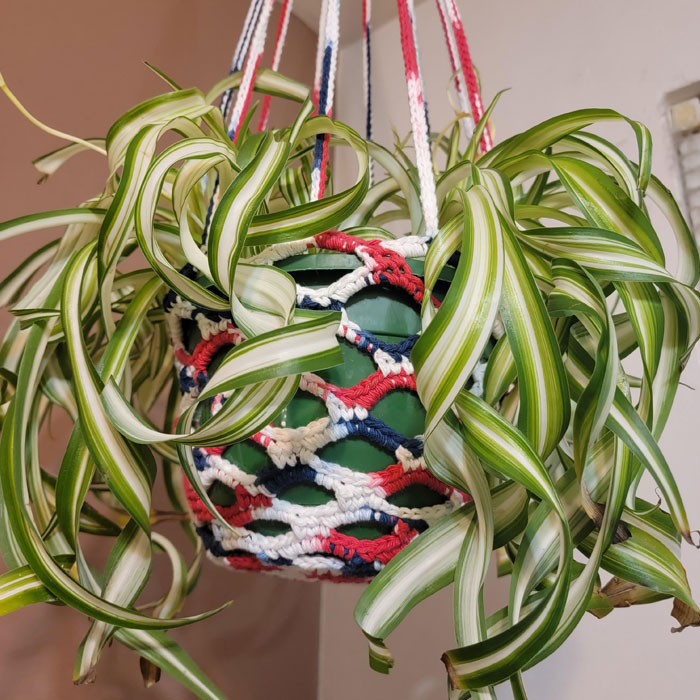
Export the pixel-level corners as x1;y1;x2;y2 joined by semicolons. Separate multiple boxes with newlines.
0;2;321;698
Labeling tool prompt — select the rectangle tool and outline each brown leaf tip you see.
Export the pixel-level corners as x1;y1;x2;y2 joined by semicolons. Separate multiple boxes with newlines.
671;598;700;633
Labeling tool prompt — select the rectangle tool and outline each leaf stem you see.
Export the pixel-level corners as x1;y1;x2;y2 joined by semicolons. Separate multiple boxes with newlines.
0;71;107;156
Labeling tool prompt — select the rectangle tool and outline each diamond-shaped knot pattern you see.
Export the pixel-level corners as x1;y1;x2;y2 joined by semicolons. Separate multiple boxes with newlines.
165;231;469;581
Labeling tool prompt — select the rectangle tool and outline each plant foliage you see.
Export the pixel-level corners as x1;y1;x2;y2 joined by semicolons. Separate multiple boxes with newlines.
0;67;699;698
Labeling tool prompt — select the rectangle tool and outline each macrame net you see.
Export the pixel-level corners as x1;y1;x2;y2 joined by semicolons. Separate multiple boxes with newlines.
166;229;499;581
168;0;493;581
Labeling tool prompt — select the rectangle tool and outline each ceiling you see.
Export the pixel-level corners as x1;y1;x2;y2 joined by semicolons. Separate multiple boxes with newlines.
292;0;431;43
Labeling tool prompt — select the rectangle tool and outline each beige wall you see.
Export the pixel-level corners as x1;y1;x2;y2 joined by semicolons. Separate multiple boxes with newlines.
328;1;700;698
0;2;321;699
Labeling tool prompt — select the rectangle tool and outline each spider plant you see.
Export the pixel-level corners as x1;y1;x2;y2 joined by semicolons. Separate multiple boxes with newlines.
0;64;698;700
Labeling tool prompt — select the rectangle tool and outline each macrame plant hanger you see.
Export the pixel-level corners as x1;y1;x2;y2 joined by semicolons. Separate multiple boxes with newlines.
173;0;496;580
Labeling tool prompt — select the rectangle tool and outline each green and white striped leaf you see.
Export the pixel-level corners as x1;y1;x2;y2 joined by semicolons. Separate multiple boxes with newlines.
355;482;529;671
413;186;504;437
567;339;692;541
1;336;226;630
0;566;225;700
0;563;62;615
497;219;569;458
32;139;106;181
74;520;152;683
442;391;573;690
115;628;227;700
61;244;155;532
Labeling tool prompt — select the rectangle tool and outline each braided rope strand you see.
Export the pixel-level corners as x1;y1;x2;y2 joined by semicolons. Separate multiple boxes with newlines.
204;0;263;242
227;0;276;141
435;0;475;140
310;0;341;202
221;0;263;120
257;0;295;131
362;0;372;144
396;0;439;240
313;0;330;107
362;0;374;185
443;0;493;153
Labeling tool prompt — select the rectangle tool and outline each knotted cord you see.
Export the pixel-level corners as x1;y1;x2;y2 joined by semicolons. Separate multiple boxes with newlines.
169;232;471;580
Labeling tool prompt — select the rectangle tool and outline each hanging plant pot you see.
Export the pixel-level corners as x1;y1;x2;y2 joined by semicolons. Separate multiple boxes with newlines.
2;2;700;696
170;237;495;580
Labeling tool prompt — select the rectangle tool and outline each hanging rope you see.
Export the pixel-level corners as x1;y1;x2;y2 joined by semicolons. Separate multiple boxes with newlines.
214;1;490;243
310;0;341;202
221;0;263;121
396;0;439;240
435;0;474;139
362;0;374;185
313;0;330;108
227;0;276;141
440;0;493;153
203;0;264;242
175;1;504;581
362;0;372;144
257;0;295;131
